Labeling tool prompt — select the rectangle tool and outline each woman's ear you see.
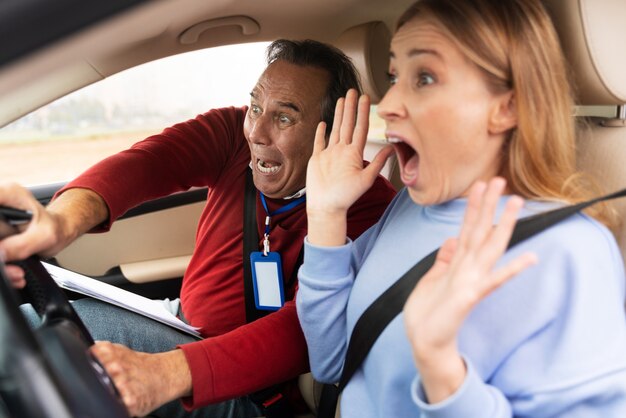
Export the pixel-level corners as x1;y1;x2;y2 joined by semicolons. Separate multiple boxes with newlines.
489;91;517;135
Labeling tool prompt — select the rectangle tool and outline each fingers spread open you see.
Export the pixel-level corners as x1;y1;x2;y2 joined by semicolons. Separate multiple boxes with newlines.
352;93;371;150
312;122;327;155
338;89;359;144
363;144;394;182
457;181;487;250
328;97;345;146
480;195;524;267
469;177;506;248
437;237;458;266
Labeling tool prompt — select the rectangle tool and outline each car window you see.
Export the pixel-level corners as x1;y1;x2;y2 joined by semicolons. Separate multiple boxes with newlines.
0;41;389;187
0;42;270;186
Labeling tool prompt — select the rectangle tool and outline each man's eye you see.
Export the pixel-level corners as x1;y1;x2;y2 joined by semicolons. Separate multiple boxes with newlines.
249;104;262;118
278;115;292;124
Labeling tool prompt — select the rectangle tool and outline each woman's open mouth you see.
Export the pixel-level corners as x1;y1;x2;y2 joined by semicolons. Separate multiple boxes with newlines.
388;136;419;186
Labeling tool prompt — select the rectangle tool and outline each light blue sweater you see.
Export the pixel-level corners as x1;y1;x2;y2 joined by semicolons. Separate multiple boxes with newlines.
297;189;626;417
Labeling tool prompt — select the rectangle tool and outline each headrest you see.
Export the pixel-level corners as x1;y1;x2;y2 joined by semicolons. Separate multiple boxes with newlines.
334;21;391;103
544;0;626;105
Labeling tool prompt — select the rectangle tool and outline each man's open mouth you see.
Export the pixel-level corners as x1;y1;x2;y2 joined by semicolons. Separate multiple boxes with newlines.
256;158;282;174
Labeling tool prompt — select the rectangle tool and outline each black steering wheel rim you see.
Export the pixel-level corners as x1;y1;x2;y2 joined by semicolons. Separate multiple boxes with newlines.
0;257;129;418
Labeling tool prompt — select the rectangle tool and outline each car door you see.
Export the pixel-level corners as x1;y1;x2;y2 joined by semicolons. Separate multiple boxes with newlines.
29;183;205;299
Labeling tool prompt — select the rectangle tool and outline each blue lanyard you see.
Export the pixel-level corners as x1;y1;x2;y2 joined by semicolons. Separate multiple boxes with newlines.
259;193;306;255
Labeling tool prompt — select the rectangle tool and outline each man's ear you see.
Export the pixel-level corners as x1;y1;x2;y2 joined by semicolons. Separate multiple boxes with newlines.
489;91;517;135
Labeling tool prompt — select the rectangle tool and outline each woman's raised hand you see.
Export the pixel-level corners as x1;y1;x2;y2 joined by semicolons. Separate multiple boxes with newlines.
403;178;538;403
305;89;393;246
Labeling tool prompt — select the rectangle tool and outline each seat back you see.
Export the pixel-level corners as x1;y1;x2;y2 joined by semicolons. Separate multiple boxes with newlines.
335;21;402;190
545;0;626;266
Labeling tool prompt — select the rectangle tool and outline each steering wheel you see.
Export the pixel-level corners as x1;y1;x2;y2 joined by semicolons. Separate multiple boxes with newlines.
0;256;129;418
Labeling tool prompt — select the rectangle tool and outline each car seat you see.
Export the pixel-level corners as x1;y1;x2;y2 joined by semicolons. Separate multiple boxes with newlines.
336;21;401;191
544;0;626;267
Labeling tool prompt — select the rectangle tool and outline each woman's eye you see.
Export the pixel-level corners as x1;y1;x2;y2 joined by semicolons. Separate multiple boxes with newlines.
417;72;435;87
387;72;398;86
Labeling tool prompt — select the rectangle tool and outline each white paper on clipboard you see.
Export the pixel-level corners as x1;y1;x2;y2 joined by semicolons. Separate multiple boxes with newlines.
42;262;201;338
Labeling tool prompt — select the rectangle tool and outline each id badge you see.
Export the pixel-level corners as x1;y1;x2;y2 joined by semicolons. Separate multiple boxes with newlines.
250;251;285;311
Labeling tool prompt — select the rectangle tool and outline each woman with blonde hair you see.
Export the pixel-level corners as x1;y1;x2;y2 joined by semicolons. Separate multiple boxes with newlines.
297;0;626;416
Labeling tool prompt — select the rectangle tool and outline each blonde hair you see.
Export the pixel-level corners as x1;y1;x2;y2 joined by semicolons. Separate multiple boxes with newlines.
397;0;613;224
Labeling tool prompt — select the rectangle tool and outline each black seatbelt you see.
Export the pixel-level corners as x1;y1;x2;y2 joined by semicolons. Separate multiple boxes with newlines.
243;168;268;323
243;168;301;418
318;187;626;418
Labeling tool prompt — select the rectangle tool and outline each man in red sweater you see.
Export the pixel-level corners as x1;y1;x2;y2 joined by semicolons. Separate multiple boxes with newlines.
1;39;396;417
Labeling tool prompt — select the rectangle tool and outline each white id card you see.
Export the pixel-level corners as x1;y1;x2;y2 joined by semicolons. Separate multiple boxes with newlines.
250;251;285;310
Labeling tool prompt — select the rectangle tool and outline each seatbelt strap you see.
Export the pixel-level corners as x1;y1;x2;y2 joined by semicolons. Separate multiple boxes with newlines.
318;187;626;418
243;168;303;418
243;168;304;320
243;168;267;323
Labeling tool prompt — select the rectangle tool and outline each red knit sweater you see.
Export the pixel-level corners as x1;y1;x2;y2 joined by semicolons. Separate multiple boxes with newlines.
60;106;397;409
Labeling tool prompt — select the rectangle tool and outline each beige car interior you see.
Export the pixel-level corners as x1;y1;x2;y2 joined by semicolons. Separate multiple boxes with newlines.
0;0;624;416
545;0;626;268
